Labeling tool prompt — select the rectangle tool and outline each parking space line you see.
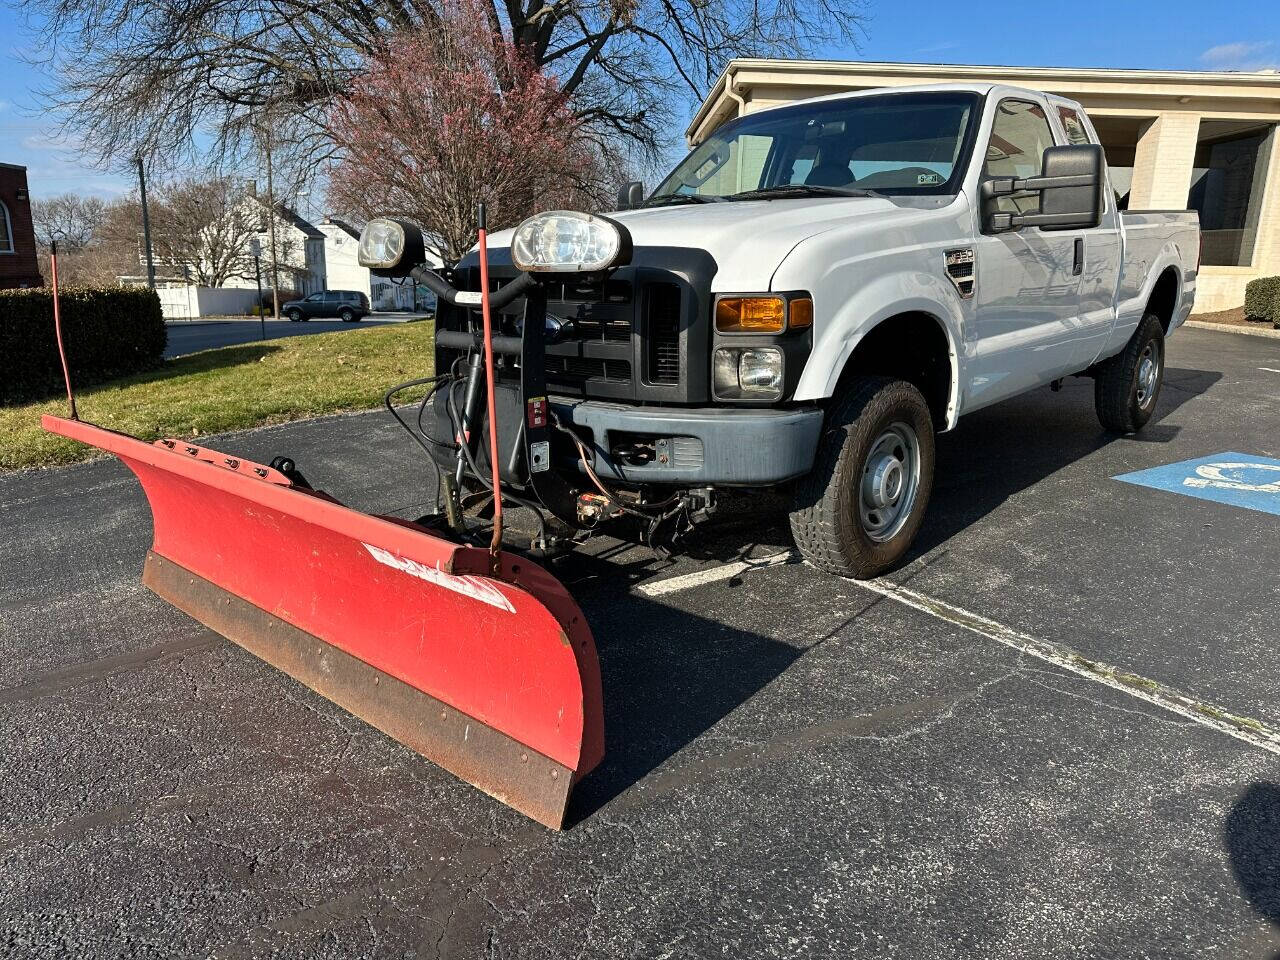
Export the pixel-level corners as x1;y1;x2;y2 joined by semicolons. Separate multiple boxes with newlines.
638;554;1280;756
1259;367;1280;374
635;551;795;597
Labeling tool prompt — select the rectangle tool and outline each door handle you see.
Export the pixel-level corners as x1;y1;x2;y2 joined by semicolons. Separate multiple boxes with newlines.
1073;237;1084;276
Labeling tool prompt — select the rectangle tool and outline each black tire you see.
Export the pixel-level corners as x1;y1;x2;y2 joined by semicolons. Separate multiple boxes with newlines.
790;376;936;579
1095;312;1165;434
340;308;356;323
287;309;303;323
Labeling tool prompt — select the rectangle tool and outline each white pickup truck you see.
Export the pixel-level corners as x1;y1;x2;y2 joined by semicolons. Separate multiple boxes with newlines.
422;82;1200;577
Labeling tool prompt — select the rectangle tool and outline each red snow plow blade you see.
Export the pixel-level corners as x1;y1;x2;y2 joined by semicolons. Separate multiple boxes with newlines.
41;414;603;829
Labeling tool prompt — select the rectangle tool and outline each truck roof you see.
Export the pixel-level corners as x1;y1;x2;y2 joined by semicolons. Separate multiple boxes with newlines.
740;81;1084;119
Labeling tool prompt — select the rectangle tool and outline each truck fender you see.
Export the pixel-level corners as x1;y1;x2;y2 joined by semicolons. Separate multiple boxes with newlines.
1113;243;1186;353
793;270;966;431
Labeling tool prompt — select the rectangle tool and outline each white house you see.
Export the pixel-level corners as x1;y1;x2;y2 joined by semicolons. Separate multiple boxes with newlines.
148;195;440;318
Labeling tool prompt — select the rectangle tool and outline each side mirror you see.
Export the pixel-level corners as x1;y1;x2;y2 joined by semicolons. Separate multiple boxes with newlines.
982;143;1103;233
616;181;645;211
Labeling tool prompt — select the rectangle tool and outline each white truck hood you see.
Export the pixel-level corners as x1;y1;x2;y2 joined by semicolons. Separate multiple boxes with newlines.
485;197;906;291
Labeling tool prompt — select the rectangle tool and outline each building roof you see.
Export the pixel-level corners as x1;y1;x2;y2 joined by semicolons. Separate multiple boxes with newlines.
688;58;1280;144
323;217;361;240
0;162;29;172
273;203;325;239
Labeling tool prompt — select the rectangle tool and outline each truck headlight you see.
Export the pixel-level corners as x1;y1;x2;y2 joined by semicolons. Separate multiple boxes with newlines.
713;347;783;400
511;211;632;273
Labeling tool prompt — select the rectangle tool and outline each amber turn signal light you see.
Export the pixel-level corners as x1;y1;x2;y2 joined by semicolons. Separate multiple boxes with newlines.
789;297;813;329
715;297;787;333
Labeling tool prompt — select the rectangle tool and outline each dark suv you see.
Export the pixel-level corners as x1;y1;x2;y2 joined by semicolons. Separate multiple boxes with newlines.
282;290;371;323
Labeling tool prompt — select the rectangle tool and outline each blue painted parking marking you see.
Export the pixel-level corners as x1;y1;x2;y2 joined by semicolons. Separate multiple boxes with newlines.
1115;452;1280;517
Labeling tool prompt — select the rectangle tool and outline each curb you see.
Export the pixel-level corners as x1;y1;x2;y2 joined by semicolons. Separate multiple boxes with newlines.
1185;320;1280;340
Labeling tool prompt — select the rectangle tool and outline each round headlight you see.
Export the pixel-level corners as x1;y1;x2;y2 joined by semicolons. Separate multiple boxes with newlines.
511;211;631;273
358;219;407;269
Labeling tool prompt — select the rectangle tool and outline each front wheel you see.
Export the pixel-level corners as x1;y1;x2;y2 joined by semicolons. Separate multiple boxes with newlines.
1095;312;1165;434
790;377;936;579
287;309;303;323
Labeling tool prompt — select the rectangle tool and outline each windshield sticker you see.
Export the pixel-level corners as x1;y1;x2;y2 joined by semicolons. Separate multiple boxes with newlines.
917;172;942;185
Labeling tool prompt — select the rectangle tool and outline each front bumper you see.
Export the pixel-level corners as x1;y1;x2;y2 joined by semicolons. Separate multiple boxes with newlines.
554;399;824;486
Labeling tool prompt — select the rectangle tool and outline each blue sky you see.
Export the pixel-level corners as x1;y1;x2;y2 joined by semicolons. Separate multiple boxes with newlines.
0;0;1276;200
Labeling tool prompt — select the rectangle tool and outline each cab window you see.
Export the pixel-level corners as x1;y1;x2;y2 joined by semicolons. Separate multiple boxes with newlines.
1056;106;1092;145
984;99;1057;215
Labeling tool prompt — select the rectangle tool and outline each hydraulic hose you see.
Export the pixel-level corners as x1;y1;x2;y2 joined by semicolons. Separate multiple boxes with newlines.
411;265;535;312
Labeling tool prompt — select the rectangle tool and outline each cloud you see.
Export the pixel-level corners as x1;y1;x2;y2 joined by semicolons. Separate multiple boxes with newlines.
914;41;960;56
21;133;62;151
1200;41;1278;71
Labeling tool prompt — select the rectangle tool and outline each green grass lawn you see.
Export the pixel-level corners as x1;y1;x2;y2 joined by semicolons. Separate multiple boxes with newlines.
2;321;435;471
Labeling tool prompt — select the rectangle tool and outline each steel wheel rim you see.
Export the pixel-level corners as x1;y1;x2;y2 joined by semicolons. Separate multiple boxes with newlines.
858;421;921;543
1136;341;1161;409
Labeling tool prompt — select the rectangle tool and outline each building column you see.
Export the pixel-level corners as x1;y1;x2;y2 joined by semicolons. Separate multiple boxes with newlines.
1128;112;1201;210
1245;125;1280;275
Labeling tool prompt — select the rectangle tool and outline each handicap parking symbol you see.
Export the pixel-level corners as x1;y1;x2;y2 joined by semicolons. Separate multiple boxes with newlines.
1114;452;1280;517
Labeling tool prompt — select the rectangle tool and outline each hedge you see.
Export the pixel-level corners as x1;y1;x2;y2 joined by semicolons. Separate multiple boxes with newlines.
1244;276;1280;329
0;286;166;403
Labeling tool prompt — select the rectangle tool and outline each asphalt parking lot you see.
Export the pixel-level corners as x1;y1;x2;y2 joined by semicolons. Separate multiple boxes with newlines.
2;325;1279;958
164;314;424;358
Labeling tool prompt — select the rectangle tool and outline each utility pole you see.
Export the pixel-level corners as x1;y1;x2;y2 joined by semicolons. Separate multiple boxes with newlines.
250;237;265;341
262;122;281;321
136;154;156;289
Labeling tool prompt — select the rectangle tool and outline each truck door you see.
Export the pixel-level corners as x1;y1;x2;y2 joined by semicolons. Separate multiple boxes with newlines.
1053;103;1122;368
968;97;1082;409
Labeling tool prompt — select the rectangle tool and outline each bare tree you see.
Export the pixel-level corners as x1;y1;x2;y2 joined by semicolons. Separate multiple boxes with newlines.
20;0;867;178
30;193;107;251
31;194;142;285
328;14;607;262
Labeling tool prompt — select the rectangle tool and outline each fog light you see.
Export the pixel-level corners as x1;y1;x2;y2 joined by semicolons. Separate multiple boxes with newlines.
713;347;783;399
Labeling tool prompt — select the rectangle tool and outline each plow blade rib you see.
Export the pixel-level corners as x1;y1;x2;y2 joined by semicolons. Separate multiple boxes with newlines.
42;415;603;829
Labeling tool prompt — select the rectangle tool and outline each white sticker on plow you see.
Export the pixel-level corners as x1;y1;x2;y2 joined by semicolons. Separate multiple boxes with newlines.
362;544;516;613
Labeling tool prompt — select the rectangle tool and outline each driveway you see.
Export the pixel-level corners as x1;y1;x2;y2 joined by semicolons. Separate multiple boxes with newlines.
164;313;426;358
1;325;1279;958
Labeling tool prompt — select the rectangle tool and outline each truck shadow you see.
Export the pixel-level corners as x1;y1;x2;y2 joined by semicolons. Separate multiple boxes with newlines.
565;572;803;823
1224;781;1280;958
559;370;1221;821
907;367;1221;557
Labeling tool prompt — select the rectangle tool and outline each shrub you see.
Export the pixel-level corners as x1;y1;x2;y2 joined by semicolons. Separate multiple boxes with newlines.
0;286;166;403
1244;276;1280;329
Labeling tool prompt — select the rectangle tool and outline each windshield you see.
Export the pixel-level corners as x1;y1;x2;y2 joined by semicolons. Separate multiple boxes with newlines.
650;91;982;203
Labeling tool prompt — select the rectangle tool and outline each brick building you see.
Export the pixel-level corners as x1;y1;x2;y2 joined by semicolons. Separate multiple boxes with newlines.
689;61;1280;312
0;163;43;289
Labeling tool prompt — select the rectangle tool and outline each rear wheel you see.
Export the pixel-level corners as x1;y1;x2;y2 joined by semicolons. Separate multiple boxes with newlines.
1095;312;1165;433
340;308;356;323
790;376;936;579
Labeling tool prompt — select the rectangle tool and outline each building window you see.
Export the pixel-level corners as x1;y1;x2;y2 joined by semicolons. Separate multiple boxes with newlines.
1189;122;1276;267
0;201;13;253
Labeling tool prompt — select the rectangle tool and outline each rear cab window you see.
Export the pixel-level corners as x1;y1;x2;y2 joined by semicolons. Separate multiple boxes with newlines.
1056;105;1093;145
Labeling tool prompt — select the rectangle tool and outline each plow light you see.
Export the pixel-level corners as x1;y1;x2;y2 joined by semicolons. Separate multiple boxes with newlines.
511;211;632;273
358;218;426;277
